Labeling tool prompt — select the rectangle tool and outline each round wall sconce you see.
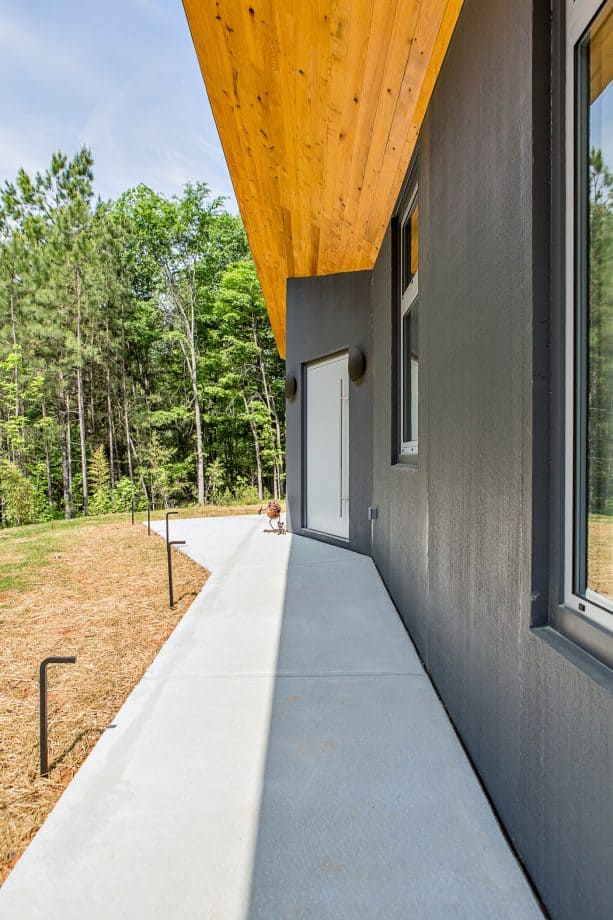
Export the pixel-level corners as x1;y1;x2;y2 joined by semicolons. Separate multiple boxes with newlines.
285;374;298;400
348;347;366;382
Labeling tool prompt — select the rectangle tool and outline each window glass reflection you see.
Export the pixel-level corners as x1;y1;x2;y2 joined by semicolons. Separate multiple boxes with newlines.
583;3;613;606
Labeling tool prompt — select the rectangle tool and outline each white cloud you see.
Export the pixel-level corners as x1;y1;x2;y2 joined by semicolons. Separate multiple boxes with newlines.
0;0;237;210
0;4;108;95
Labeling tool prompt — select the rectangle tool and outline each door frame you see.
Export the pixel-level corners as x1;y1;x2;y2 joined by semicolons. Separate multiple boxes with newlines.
301;348;350;540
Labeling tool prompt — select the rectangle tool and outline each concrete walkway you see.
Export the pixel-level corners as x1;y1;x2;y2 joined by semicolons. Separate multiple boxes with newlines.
0;516;541;919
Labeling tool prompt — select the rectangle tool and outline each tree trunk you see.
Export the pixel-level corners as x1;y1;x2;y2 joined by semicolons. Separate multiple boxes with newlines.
176;269;205;505
254;322;284;498
60;388;73;519
104;321;116;488
123;393;133;484
128;430;147;496
269;397;284;498
189;340;205;505
41;399;54;509
119;304;134;485
107;380;116;488
193;386;205;505
9;284;19;418
9;280;25;468
242;393;263;500
88;362;96;437
75;268;89;514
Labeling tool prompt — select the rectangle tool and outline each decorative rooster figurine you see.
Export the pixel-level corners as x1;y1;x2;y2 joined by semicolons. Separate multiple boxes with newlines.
259;499;286;534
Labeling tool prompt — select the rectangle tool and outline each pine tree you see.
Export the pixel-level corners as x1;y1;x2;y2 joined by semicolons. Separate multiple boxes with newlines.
88;444;112;514
0;148;286;527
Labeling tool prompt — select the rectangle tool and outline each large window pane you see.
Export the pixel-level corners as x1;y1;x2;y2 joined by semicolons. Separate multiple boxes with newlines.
402;302;418;445
410;204;419;280
578;1;613;607
401;201;418;294
398;183;418;459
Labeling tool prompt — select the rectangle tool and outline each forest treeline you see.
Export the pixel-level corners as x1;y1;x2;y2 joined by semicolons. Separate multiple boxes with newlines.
0;148;285;527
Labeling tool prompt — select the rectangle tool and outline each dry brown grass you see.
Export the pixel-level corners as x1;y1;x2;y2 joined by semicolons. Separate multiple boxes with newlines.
149;503;266;520
588;514;613;600
0;515;210;883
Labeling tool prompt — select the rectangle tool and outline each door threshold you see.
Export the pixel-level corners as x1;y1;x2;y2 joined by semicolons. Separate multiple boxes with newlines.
301;527;350;543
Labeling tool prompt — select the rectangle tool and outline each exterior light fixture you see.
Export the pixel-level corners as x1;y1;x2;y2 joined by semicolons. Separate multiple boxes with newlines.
285;374;298;399
348;347;366;382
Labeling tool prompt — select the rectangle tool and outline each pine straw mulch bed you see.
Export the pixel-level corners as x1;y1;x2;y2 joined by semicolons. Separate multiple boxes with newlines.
0;517;209;884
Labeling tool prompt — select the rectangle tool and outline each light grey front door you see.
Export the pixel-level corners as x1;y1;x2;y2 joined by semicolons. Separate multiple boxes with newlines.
305;352;349;539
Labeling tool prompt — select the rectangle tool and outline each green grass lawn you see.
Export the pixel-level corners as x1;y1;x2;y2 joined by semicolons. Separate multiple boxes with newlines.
0;514;135;597
0;503;270;598
0;523;73;596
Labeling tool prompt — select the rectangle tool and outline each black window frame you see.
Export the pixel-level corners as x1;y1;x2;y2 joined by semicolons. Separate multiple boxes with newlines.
392;169;419;467
543;0;613;674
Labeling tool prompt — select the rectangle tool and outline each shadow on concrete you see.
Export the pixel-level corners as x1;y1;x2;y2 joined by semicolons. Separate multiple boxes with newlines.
49;727;103;774
244;535;541;919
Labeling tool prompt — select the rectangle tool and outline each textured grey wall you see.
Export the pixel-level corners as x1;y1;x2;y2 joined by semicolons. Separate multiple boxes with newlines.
370;1;613;918
283;1;613;915
285;271;373;555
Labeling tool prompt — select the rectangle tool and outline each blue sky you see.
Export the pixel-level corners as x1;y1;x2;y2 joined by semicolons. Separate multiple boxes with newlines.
592;84;613;170
0;0;237;210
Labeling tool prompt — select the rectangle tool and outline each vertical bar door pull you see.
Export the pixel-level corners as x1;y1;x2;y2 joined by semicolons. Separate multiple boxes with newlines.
339;378;343;518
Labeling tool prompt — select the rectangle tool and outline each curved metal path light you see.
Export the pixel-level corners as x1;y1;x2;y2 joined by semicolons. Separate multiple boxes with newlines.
39;656;77;776
165;511;186;608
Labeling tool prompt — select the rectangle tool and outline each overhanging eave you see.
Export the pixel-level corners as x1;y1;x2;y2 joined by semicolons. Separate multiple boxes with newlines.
184;0;463;356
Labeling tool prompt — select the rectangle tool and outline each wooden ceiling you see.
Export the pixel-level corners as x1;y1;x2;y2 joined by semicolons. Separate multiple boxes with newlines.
183;0;463;355
591;4;613;104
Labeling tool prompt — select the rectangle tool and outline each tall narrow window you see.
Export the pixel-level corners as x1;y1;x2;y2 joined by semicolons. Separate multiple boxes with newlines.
567;0;613;625
399;187;419;458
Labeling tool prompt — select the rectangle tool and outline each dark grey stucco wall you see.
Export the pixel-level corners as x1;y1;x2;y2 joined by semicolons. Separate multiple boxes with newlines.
285;271;373;555
283;0;612;915
370;1;613;918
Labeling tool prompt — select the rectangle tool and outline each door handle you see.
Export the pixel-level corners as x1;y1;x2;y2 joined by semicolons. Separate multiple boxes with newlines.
339;378;349;517
339;378;343;518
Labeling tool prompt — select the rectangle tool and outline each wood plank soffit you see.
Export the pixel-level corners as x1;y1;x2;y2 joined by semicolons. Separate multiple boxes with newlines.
183;0;464;356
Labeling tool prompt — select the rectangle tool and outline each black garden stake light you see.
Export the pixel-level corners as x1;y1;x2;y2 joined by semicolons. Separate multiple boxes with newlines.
165;509;176;544
39;656;77;777
165;511;186;608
